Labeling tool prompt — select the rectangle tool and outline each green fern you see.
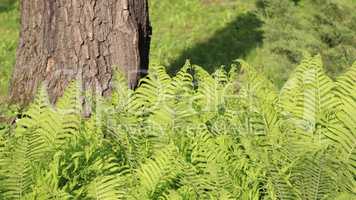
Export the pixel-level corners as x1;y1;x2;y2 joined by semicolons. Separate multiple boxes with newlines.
278;55;339;132
86;175;127;200
1;58;355;200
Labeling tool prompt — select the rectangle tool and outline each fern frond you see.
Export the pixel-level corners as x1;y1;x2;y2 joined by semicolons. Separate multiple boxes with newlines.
323;105;356;193
335;61;356;109
236;60;280;138
185;132;247;199
1;136;33;199
192;65;227;122
291;152;338;200
129;65;172;115
278;55;338;133
29;169;71;200
111;70;133;109
148;63;197;129
86;175;127;200
265;167;300;200
134;145;180;199
56;81;82;113
55;81;83;145
0;85;68;199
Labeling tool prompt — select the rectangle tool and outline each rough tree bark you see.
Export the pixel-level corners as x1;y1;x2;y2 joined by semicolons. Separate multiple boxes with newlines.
10;0;151;105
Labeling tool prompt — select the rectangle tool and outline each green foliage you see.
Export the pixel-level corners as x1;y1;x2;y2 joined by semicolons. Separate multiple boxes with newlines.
148;0;254;71
0;0;18;103
252;0;356;86
0;1;354;198
1;56;355;199
1;0;355;100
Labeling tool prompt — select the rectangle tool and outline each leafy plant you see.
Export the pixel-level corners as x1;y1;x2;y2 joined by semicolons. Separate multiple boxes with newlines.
0;56;355;199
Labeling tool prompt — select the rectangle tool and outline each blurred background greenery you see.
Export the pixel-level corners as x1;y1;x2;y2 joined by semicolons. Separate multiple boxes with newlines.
0;0;18;104
0;0;355;104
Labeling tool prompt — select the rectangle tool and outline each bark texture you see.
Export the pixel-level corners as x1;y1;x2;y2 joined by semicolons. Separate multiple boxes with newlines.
10;0;151;105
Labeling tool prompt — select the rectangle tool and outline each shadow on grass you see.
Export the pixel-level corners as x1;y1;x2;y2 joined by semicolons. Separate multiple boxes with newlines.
169;12;263;74
0;0;16;13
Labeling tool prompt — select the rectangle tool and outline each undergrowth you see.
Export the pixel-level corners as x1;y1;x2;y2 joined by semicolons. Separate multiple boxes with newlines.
0;56;355;199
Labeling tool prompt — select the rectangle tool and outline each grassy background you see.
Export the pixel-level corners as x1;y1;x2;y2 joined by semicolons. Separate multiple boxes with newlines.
0;0;18;103
0;0;355;105
0;0;255;104
149;0;257;73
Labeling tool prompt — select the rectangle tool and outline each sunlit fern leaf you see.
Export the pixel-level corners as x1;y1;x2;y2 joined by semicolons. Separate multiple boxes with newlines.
24;84;75;151
164;186;199;200
193;65;226;122
185;132;260;199
129;65;172;116
134;145;180;199
24;189;70;200
2;136;33;199
27;169;71;200
0;84;63;199
209;136;244;199
279;54;316;97
2;86;57;198
263;148;301;200
321;64;356;189
190;128;214;169
55;81;83;145
334;192;356;200
291;151;339;200
135;64;197;130
220;139;263;199
105;71;142;160
335;61;356;109
168;61;198;125
338;105;356;166
56;81;82;113
15;84;59;152
86;175;126;200
186;130;223;198
212;66;229;85
236;60;280;138
224;63;240;110
228;63;239;83
323;104;356;192
238;60;278;99
278;55;338;133
0;137;5;196
171;60;194;95
214;190;235;200
111;70;133;109
181;167;214;200
193;65;217;104
147;64;197;129
14;84;51;136
108;129;146;167
265;167;300;200
48;128;126;198
206;113;236;136
280;120;328;159
56;81;82;125
83;113;105;144
164;190;184;200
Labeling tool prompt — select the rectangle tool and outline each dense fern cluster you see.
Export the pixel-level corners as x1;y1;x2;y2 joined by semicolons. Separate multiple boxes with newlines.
0;56;355;199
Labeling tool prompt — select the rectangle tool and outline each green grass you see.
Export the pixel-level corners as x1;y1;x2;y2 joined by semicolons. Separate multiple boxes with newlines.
0;0;355;102
0;0;254;102
149;0;256;73
0;1;18;103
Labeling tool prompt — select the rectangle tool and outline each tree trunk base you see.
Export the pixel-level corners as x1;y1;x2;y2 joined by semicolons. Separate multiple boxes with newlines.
10;0;151;105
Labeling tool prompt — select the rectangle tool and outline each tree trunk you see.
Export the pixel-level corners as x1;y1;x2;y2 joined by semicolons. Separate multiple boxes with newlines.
10;0;151;105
